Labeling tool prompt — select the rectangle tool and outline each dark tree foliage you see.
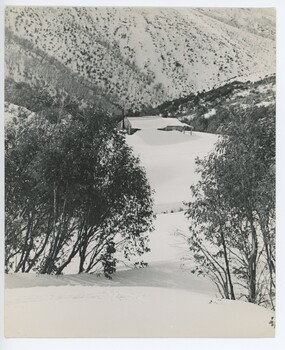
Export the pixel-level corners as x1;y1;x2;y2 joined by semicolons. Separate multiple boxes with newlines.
148;75;275;135
5;108;154;277
5;78;54;112
186;105;275;308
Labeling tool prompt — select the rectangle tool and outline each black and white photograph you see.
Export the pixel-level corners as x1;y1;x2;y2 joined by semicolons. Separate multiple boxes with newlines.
1;0;282;344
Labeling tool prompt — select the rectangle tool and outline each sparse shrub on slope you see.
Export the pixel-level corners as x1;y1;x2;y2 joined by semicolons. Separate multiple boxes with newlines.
5;7;275;110
5;29;124;116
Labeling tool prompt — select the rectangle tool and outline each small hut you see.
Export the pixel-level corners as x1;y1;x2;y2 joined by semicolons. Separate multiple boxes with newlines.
117;116;193;135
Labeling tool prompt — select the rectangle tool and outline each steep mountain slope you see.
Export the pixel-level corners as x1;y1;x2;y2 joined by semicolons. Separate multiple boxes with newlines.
5;7;275;111
5;29;124;116
196;8;275;40
153;74;276;133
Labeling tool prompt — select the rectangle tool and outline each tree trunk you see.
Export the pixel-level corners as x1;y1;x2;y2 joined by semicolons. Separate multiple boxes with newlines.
220;229;235;300
40;184;58;274
55;239;80;275
248;214;258;303
258;212;275;309
15;212;34;272
78;228;89;273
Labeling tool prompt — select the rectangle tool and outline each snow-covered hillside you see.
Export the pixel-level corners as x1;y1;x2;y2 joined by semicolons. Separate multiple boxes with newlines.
152;74;276;134
5;7;275;110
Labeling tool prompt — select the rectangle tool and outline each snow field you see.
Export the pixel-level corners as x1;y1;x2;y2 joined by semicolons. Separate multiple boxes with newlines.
126;130;219;212
5;284;274;338
5;130;275;337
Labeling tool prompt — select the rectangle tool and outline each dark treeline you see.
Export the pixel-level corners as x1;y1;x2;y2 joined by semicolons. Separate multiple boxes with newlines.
147;75;276;134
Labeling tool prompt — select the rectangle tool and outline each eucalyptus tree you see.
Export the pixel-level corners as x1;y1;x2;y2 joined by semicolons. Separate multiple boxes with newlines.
5;107;154;277
186;104;275;308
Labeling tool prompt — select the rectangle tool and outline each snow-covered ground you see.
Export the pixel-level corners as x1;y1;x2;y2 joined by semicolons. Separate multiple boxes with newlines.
126;130;219;212
4;130;275;338
5;281;274;338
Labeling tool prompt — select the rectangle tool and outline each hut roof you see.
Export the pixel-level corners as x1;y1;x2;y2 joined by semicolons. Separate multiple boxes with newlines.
181;122;194;129
128;116;184;130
